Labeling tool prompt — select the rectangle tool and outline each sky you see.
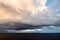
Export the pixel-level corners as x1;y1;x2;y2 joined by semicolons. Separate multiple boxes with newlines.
0;0;60;25
46;0;60;11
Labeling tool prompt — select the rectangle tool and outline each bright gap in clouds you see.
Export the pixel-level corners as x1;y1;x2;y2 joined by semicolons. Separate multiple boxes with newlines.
36;0;48;12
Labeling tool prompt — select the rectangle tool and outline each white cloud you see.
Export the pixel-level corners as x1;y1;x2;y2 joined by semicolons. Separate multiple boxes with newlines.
0;0;60;25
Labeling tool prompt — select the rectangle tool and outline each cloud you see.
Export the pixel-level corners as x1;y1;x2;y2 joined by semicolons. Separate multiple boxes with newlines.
0;0;60;25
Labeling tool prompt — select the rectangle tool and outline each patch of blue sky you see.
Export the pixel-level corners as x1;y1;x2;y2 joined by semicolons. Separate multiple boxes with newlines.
46;0;60;11
52;5;60;11
46;0;54;6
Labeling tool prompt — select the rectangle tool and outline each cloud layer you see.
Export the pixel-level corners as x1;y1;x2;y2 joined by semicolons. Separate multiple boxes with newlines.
0;0;60;25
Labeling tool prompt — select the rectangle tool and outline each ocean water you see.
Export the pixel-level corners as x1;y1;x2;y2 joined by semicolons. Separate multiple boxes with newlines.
7;26;60;33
